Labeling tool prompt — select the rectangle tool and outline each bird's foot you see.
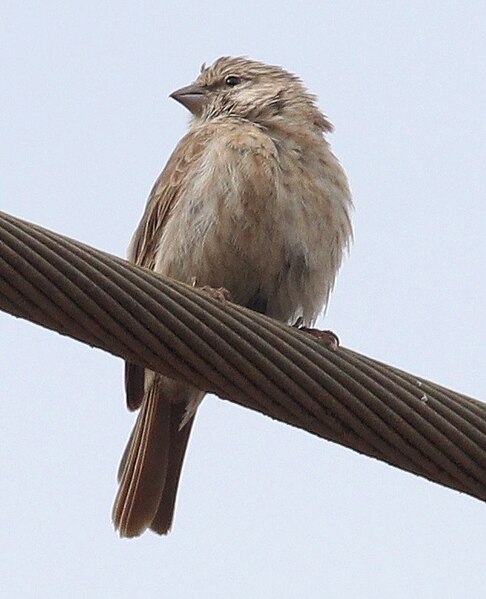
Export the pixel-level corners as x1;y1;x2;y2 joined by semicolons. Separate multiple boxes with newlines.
293;318;340;350
200;285;231;303
191;278;231;303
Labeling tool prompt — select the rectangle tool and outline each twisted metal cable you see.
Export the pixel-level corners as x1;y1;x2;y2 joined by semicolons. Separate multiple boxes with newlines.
1;210;485;502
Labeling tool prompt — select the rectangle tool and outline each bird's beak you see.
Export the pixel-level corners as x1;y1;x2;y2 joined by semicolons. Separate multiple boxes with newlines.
170;84;208;117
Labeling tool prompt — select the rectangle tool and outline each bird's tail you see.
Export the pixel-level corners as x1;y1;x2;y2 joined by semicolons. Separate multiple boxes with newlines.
112;376;203;537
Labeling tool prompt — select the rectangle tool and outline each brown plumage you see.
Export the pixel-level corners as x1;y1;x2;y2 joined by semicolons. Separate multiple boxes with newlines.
112;56;353;537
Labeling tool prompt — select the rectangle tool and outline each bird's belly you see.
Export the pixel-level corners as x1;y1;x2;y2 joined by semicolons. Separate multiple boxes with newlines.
155;193;334;325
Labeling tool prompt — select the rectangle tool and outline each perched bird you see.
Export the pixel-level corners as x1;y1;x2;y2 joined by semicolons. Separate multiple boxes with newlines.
112;56;353;537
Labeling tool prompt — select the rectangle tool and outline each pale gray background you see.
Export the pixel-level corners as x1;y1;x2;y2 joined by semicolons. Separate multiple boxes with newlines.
1;2;485;598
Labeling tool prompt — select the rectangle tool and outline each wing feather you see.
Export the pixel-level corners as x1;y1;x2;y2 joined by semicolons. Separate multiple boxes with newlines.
125;129;206;410
128;130;207;269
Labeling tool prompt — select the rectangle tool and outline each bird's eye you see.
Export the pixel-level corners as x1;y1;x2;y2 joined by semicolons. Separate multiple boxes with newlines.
225;75;241;87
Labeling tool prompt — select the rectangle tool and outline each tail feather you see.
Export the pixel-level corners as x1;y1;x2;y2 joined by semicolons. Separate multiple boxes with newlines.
113;380;171;537
113;375;203;537
150;402;196;535
116;425;134;483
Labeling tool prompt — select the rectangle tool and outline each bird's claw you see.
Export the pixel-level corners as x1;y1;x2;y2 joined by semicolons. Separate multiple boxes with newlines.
198;284;231;303
294;321;340;350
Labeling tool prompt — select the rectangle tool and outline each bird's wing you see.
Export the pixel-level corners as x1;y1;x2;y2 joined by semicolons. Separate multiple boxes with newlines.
125;129;206;410
128;129;206;269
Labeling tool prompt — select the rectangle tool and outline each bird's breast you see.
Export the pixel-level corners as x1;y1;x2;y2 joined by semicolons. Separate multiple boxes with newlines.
154;128;351;325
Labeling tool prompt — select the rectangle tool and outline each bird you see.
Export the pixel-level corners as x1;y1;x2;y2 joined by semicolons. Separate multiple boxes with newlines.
112;56;353;537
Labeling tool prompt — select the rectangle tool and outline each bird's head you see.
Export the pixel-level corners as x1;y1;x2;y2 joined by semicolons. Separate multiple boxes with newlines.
170;56;332;133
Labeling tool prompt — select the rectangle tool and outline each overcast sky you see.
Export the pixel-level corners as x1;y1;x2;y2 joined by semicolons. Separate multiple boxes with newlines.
1;2;485;598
